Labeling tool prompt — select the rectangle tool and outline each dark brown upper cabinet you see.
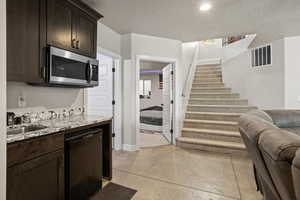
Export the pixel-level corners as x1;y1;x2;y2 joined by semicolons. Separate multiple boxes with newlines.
47;0;73;52
7;0;102;83
7;0;45;82
47;0;100;58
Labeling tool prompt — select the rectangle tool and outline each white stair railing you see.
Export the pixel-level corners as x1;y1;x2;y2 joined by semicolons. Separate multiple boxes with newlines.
180;43;200;132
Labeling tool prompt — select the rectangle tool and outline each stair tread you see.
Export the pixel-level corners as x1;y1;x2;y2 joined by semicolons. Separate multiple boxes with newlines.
184;119;238;125
182;128;241;137
190;92;238;94
189;98;246;101
188;104;256;108
191;87;229;89
186;111;241;116
176;137;246;149
195;70;222;73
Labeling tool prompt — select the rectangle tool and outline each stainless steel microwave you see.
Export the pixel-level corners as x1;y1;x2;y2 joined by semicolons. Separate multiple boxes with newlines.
46;46;99;87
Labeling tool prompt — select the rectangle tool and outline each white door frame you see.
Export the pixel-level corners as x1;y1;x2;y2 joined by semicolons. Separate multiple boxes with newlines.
0;0;6;198
84;47;122;150
135;55;178;150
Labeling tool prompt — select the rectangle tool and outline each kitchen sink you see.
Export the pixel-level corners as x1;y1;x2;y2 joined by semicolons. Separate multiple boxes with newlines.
7;125;48;136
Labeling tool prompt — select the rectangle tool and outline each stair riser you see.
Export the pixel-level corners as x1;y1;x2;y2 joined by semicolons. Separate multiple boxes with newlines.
185;113;240;121
182;131;242;143
187;106;255;113
191;88;231;93
189;99;248;105
176;141;247;155
184;121;238;131
190;93;240;99
192;83;225;88
194;76;222;80
193;79;223;84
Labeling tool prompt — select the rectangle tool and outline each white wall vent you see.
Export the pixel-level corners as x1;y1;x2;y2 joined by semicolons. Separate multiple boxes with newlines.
251;44;272;67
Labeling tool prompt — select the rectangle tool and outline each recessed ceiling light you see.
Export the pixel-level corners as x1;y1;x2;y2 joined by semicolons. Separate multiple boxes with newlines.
200;3;212;11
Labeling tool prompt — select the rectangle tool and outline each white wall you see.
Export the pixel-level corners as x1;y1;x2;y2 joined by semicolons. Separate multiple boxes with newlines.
182;42;199;84
0;0;6;198
198;39;223;60
98;23;121;55
198;35;256;63
7;82;84;109
140;73;163;109
121;33;182;148
222;39;285;109
284;36;300;109
122;60;136;148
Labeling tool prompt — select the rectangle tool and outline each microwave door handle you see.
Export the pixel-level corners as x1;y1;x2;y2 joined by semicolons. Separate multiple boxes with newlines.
89;63;93;82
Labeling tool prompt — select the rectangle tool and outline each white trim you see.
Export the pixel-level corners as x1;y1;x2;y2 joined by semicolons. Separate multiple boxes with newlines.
197;58;221;65
135;55;179;150
0;0;6;198
122;144;138;152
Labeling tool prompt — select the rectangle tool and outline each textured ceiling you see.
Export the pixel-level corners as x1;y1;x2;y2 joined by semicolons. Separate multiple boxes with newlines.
84;0;300;45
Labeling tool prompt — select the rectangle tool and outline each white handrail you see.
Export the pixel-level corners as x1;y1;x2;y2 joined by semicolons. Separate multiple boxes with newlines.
182;43;200;97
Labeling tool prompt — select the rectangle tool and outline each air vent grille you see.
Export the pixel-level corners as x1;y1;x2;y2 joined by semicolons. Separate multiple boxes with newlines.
251;44;272;67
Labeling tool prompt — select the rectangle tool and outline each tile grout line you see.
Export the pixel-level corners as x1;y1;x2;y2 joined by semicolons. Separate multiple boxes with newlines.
113;167;240;200
230;156;242;200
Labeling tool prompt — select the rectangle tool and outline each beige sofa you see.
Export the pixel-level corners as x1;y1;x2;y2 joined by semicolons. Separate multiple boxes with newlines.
239;110;300;200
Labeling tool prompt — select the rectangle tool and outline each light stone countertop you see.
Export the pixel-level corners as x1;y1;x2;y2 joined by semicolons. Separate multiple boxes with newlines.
7;115;112;144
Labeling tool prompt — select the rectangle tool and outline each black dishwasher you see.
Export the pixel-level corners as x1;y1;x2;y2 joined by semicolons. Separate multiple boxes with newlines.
65;128;103;200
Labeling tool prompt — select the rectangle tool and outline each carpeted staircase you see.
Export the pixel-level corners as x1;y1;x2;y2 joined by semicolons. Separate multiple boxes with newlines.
176;64;257;155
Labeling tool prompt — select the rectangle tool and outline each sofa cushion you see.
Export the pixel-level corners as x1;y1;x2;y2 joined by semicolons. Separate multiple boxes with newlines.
265;110;300;128
247;110;274;123
239;113;277;142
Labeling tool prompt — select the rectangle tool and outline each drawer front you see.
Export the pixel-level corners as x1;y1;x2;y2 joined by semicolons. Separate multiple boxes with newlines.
7;133;64;167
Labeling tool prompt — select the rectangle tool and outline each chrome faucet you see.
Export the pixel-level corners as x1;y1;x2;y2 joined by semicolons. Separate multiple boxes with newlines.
48;111;57;120
22;113;32;124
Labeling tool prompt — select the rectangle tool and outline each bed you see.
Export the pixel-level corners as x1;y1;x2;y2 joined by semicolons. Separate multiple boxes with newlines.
140;106;163;132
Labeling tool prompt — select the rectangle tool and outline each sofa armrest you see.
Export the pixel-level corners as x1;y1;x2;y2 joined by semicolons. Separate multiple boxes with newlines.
259;129;300;162
293;150;300;200
265;110;300;128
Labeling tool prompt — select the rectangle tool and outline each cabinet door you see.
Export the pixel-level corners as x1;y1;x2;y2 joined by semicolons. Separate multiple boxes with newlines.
75;10;97;58
7;0;41;82
7;150;64;200
47;0;74;51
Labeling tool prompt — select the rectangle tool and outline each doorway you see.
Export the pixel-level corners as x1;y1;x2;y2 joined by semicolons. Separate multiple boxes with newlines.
85;50;122;150
136;56;176;149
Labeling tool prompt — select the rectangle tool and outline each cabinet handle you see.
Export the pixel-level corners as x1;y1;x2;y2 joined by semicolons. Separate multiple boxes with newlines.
76;40;80;49
71;39;76;48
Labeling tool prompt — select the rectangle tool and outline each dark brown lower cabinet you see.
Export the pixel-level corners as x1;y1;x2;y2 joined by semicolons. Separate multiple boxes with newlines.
7;150;64;200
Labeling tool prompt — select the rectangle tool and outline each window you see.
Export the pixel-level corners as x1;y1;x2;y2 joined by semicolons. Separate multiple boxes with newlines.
140;80;152;98
251;44;272;67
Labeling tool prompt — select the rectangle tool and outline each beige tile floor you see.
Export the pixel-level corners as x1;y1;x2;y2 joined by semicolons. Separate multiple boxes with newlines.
112;145;263;200
140;131;169;148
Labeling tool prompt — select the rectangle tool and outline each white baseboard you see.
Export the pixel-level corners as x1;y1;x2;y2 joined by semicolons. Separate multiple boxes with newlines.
122;144;138;152
197;58;221;66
